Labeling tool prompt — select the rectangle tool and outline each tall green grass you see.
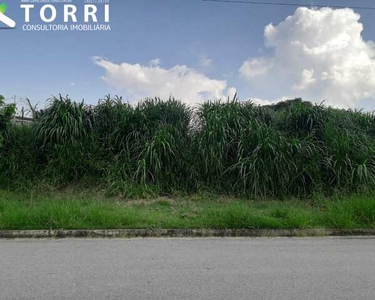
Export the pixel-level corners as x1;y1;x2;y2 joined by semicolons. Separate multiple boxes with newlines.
1;190;374;230
0;95;16;150
1;95;375;198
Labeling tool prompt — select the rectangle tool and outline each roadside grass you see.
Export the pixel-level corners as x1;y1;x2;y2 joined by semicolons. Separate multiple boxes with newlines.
0;190;374;230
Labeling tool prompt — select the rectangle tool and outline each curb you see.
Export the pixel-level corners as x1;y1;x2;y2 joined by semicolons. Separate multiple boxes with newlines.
0;228;375;239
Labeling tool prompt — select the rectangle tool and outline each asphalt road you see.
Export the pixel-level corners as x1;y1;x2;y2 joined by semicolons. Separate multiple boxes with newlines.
0;237;374;300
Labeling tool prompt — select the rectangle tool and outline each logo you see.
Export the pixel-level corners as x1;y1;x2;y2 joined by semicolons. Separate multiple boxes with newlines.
0;1;111;32
20;1;111;32
0;3;16;29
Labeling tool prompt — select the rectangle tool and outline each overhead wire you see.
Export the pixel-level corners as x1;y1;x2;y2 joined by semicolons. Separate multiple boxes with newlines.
202;0;375;10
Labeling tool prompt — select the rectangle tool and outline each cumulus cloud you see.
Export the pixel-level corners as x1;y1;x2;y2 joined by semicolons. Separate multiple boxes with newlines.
227;87;237;99
240;57;273;79
292;69;316;91
93;57;235;104
249;96;290;106
240;7;375;108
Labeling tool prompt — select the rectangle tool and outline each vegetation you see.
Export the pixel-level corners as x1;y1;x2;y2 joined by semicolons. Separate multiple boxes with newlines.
1;94;375;199
0;95;16;150
1;190;375;230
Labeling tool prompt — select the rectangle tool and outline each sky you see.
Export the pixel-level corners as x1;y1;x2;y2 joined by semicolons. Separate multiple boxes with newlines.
1;0;375;112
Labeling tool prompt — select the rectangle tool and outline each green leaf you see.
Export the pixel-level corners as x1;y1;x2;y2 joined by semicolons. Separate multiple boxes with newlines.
0;3;7;14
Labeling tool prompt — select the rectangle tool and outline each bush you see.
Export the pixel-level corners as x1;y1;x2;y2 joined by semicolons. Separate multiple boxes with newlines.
0;95;16;149
2;95;375;198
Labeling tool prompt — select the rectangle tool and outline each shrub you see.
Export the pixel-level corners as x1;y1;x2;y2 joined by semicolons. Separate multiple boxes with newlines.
0;95;16;149
2;94;375;198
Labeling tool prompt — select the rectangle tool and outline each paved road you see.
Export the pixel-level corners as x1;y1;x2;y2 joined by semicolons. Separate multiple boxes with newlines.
0;237;374;300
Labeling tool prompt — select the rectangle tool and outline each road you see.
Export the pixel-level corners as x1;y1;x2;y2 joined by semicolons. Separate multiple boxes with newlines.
0;237;374;300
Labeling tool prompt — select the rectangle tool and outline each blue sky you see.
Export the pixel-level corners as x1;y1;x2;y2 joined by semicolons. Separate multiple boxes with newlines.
1;0;375;110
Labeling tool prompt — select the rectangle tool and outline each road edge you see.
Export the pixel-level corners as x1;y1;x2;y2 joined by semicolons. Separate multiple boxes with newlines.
0;228;375;239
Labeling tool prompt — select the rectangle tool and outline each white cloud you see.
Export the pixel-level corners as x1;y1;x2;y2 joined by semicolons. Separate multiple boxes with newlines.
240;57;273;79
239;7;375;108
292;69;316;91
227;87;237;100
93;57;234;104
249;96;290;106
199;56;213;67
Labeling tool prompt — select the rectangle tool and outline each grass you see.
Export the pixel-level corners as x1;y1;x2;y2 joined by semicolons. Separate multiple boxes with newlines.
3;96;375;198
1;190;374;230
